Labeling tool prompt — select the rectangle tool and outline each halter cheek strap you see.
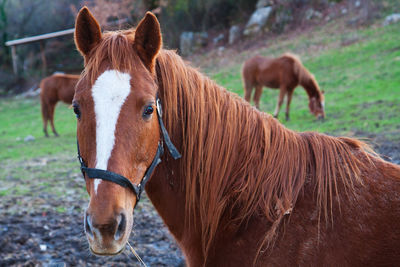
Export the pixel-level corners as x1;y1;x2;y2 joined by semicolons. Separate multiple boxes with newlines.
77;96;181;208
156;98;181;159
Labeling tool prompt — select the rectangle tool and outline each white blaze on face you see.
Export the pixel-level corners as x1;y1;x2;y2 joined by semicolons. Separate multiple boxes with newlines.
91;70;131;194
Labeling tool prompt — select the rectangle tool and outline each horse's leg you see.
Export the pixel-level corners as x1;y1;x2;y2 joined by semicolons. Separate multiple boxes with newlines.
285;90;294;121
49;103;59;137
253;85;263;110
273;89;285;118
41;102;49;137
43;119;49;137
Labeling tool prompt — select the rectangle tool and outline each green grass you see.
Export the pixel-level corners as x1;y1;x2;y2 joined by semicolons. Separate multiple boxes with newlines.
1;22;399;163
0;99;85;204
0;99;76;161
209;22;400;137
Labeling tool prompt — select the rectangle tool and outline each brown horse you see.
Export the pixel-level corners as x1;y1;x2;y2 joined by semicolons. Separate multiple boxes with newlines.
242;54;325;121
73;7;400;266
40;73;79;137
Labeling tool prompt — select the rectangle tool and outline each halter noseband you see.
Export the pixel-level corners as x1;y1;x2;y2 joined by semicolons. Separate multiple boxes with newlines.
77;96;181;208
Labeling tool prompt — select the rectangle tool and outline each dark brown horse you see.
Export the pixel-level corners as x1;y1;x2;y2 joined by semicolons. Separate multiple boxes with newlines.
73;7;400;266
40;73;79;137
242;54;325;121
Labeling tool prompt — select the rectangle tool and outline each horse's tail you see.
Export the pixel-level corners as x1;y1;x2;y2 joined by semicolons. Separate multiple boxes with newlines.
242;68;251;89
241;61;253;102
39;79;49;119
41;99;49;120
242;57;260;100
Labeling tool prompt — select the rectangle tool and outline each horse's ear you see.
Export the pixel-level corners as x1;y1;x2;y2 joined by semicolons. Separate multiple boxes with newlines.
134;12;162;72
74;6;102;58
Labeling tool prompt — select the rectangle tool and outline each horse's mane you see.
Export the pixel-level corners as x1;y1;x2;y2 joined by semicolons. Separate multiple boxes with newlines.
156;50;375;257
282;52;323;99
82;30;376;259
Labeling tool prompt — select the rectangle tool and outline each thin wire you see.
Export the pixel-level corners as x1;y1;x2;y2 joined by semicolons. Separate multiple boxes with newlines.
127;241;148;267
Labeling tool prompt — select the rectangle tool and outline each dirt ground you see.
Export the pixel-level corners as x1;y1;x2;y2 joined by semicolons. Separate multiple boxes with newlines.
0;192;184;267
1;135;399;267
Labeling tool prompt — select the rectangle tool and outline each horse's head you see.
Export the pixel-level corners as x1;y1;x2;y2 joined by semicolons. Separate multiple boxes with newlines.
73;7;163;255
309;90;325;120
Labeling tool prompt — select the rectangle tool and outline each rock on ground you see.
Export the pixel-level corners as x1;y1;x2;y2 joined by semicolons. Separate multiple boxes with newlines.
229;25;241;45
383;13;400;26
244;6;273;36
180;32;208;56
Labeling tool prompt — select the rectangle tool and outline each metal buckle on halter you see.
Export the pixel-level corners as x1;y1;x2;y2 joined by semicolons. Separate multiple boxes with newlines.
77;142;86;177
156;97;163;118
156;97;181;160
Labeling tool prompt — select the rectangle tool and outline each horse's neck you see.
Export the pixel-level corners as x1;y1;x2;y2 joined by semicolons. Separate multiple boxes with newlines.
301;76;320;99
146;137;204;263
146;156;194;231
148;51;300;263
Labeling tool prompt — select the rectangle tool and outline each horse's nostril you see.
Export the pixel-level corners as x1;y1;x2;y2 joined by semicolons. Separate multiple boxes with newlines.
85;214;93;237
114;212;126;240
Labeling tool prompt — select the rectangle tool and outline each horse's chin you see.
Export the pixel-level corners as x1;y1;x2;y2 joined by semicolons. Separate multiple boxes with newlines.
316;114;325;120
88;236;129;256
89;246;125;256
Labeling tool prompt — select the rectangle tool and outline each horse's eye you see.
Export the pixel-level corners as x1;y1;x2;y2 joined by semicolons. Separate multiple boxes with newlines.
73;103;81;119
143;105;154;118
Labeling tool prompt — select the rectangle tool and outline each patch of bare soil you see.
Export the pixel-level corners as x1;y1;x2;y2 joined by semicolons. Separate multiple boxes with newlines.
368;133;400;165
0;193;184;267
0;155;184;267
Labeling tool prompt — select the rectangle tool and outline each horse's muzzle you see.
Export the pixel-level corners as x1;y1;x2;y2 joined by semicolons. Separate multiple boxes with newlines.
85;209;131;255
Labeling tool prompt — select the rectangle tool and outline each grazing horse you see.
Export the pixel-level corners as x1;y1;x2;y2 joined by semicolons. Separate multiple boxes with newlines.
40;73;79;136
242;54;325;121
73;7;400;266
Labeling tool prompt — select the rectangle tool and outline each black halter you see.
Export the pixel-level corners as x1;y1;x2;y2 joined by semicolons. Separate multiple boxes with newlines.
77;96;181;207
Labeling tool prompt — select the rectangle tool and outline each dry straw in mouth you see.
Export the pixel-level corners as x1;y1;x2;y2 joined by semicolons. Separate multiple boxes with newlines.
127;241;147;267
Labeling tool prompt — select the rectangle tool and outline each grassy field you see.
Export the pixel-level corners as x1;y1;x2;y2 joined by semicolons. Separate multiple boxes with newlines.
0;18;399;201
0;99;83;201
207;22;400;137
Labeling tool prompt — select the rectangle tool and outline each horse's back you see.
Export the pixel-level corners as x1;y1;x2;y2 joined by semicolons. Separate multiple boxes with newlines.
40;74;79;104
242;55;299;89
54;74;79;104
40;75;58;103
242;56;266;87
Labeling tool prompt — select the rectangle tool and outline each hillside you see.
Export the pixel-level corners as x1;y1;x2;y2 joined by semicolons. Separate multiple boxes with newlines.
196;15;400;140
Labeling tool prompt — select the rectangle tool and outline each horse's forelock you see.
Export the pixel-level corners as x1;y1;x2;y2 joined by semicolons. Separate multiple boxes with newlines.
82;30;143;86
